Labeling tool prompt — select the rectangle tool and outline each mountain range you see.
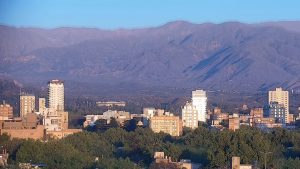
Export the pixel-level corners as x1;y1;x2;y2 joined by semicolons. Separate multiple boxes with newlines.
1;21;300;93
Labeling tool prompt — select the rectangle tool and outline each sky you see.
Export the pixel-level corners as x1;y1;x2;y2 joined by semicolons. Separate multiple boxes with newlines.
0;0;300;29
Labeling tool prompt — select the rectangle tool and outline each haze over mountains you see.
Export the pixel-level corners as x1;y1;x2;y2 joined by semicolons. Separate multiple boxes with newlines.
1;21;300;93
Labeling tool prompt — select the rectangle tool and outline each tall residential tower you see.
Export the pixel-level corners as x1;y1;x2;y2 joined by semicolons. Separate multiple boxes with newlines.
268;87;289;123
192;90;207;123
48;80;64;111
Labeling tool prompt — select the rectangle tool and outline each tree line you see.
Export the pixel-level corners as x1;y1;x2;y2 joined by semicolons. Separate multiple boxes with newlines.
1;124;300;169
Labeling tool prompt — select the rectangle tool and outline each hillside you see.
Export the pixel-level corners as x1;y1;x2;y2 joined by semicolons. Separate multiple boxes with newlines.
1;21;300;93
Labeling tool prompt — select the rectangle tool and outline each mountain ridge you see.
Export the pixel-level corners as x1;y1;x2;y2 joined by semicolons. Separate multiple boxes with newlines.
1;21;300;93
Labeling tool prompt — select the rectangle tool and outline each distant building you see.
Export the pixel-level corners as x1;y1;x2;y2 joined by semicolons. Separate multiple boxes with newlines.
211;107;229;126
83;114;103;127
103;110;130;125
38;98;46;113
213;107;222;114
269;87;289;123
231;156;253;169
150;112;182;136
20;93;35;117
181;101;198;129
130;114;145;126
48;80;64;111
143;107;156;117
0;102;13;119
250;108;264;119
229;114;240;131
265;102;285;124
0;113;45;140
288;114;294;123
142;107;158;126
96;101;126;107
83;110;131;127
154;151;201;169
42;108;82;139
0;80;81;140
253;117;282;129
42;108;68;131
192;90;207;123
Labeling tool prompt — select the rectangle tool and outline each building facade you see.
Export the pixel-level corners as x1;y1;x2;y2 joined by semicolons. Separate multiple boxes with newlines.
266;101;285;124
150;113;182;136
192;90;207;123
182;101;198;129
229;114;240;131
43;109;68;131
20;93;35;117
268;87;289;123
0;102;13;119
48;80;64;111
38;98;46;112
0;113;45;140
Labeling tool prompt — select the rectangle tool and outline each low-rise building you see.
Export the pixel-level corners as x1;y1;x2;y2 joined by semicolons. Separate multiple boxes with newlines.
253;117;282;129
42;108;68;131
150;112;182;136
231;156;253;169
0;113;45;140
83;114;103;127
83;110;131;127
154;152;200;169
229;114;240;131
0;102;13;119
96;101;126;107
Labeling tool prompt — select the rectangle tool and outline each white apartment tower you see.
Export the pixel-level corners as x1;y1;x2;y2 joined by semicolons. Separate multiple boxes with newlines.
192;90;207;123
182;101;198;129
269;87;289;123
48;80;64;111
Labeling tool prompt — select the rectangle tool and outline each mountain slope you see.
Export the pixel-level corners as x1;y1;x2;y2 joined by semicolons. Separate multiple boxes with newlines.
1;21;300;92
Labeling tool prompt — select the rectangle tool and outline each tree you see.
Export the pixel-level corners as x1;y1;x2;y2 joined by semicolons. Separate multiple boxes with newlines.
109;117;120;128
124;119;137;132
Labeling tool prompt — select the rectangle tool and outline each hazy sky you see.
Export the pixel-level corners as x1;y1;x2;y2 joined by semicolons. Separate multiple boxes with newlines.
0;0;299;29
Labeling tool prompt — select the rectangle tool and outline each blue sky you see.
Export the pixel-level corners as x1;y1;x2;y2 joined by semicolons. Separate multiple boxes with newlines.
0;0;299;29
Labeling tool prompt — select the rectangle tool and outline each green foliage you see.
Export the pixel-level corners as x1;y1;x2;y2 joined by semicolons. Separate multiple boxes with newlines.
92;157;139;169
2;125;300;168
124;119;137;132
15;140;92;169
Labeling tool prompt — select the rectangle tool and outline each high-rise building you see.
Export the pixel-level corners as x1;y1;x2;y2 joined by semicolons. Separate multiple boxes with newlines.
192;90;207;123
48;80;64;111
39;98;46;113
181;101;198;129
268;88;289;123
20;93;35;117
